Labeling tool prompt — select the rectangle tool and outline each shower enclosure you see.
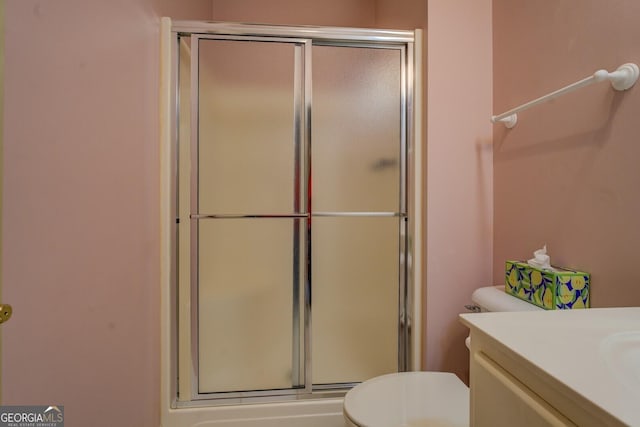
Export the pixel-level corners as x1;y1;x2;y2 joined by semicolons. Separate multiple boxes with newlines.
166;21;421;407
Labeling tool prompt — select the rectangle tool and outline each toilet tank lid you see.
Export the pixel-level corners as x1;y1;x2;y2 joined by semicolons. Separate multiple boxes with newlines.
472;286;543;312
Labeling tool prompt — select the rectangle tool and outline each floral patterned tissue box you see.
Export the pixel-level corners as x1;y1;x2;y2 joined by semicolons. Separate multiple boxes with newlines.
505;261;590;310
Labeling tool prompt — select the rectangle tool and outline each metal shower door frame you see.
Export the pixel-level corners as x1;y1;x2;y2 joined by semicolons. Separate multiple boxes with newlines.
172;22;416;405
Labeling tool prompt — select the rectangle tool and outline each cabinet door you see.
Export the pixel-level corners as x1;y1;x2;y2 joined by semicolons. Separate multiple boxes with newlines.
472;352;577;427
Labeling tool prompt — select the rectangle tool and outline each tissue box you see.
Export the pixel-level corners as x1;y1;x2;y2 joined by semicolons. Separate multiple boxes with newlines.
505;261;590;310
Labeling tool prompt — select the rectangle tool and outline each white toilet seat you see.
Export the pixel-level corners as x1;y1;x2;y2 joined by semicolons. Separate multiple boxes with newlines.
343;372;469;427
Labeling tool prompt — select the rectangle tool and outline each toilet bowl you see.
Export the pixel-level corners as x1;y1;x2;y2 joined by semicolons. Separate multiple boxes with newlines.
343;371;469;427
343;285;543;427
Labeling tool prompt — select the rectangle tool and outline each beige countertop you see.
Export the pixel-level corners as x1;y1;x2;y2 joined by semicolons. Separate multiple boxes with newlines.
460;307;640;426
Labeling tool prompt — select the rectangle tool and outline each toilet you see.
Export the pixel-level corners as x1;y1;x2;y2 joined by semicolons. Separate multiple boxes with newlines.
343;285;543;427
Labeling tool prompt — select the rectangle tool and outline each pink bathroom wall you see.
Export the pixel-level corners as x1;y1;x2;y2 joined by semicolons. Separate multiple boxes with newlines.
210;0;376;27
1;0;209;425
1;2;493;425
493;1;640;307
373;0;426;30
426;0;493;381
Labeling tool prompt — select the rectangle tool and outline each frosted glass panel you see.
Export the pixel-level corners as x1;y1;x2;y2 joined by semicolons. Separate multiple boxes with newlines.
198;219;303;393
312;46;401;212
312;217;399;384
197;39;297;214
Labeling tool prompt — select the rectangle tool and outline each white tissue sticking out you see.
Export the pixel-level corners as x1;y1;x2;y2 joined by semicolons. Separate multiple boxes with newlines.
527;245;555;271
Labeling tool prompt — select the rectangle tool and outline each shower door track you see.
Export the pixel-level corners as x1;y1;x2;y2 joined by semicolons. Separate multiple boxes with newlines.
171;21;417;406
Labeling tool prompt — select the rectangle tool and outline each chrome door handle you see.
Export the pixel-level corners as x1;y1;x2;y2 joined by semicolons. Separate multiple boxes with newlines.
0;304;13;324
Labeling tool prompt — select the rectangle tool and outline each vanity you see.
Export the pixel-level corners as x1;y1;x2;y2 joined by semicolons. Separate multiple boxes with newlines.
460;308;640;426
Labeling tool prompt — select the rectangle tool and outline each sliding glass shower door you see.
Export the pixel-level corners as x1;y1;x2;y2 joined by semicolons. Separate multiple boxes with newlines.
311;45;403;385
192;36;308;395
177;28;412;402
